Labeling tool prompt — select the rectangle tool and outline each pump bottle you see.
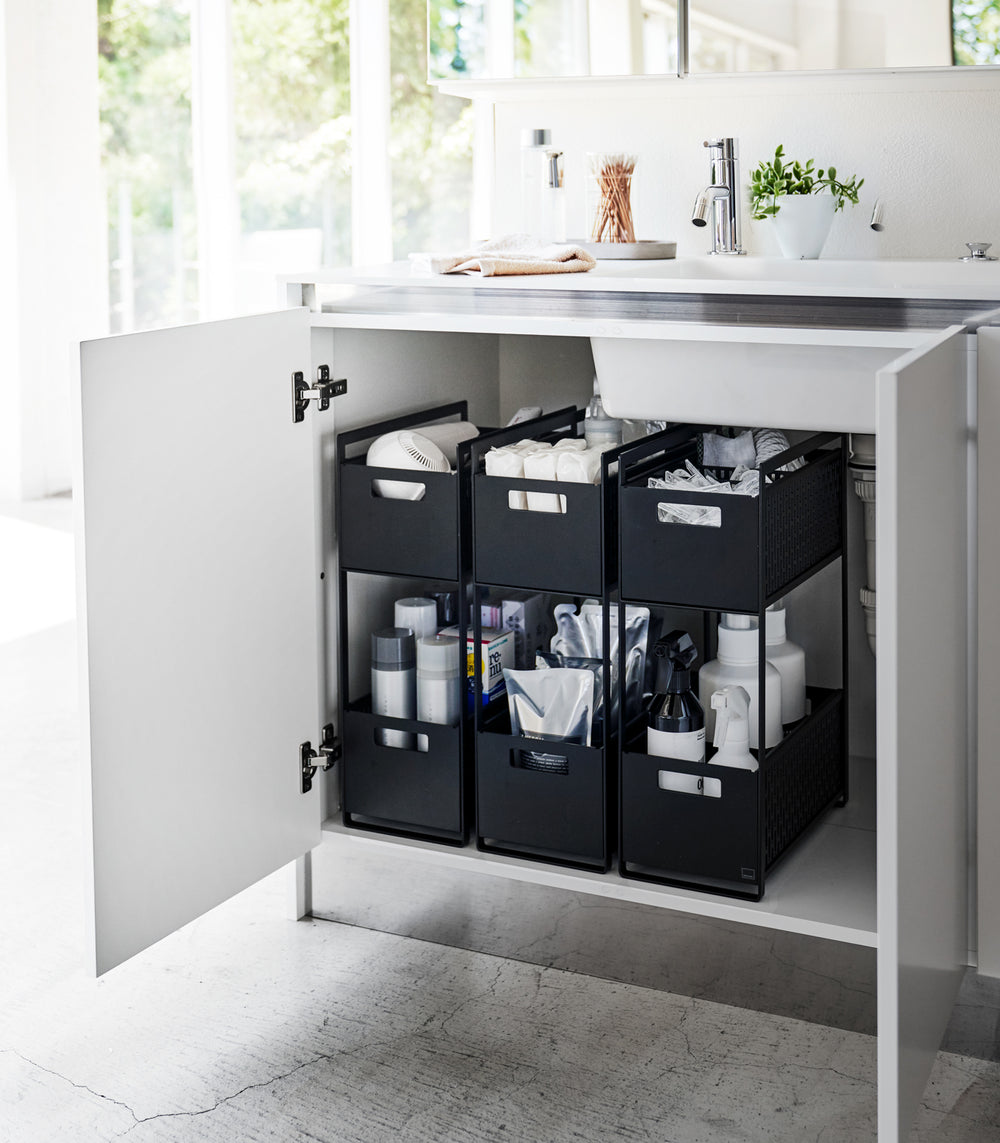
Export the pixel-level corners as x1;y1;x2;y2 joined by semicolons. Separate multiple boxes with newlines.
646;630;705;762
710;686;758;771
765;601;807;724
699;613;782;749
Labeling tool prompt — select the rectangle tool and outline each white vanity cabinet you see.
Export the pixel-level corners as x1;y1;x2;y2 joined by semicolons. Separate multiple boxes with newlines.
75;267;996;1143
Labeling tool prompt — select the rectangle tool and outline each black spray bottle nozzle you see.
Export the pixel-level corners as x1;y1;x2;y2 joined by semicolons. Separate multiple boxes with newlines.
652;629;699;694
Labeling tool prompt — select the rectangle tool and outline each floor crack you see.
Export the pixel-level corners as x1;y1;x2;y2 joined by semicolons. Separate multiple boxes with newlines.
5;1049;141;1124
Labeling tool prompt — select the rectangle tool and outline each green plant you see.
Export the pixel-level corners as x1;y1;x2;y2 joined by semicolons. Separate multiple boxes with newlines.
749;145;864;220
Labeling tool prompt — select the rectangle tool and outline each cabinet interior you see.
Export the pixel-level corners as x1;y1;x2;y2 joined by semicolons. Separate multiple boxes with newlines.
311;323;879;944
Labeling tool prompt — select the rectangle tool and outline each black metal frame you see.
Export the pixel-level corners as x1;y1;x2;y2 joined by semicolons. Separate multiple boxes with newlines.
470;407;629;872
616;428;850;900
335;401;478;845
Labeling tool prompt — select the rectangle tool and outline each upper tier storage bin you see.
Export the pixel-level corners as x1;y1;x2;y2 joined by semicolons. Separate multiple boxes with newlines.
337;401;478;580
471;407;621;597
619;428;844;612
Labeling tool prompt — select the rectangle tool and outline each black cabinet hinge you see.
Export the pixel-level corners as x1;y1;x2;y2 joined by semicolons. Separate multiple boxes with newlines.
292;365;347;423
300;722;341;793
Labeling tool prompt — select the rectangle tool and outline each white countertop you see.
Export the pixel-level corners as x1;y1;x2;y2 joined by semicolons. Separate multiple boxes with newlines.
282;257;1000;304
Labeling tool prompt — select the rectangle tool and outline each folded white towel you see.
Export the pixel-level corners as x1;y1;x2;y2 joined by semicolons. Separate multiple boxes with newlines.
410;234;597;277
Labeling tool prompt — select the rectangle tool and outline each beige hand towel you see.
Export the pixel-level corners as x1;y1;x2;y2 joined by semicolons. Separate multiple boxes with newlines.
411;234;596;277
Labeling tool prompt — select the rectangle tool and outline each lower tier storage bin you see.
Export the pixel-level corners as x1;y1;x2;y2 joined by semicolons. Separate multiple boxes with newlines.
476;729;612;871
342;706;467;843
620;688;845;898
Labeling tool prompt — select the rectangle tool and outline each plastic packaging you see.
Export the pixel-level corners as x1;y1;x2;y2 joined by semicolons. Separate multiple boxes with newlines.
522;448;564;513
699;613;782;749
535;651;605;734
765;602;807;724
646;631;705;762
504;666;595;747
710;685;758;771
371;627;416;749
550;600;649;725
554;446;603;485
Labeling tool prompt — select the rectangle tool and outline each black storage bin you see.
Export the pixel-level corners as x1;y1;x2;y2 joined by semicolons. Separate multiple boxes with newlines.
471;407;619;596
476;728;611;870
337;401;474;579
620;688;845;898
619;427;844;612
342;707;466;842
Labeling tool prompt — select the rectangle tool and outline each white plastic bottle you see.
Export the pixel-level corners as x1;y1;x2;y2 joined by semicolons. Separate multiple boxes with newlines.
698;614;782;749
394;596;439;641
710;686;758;771
371;628;416;750
519;128;551;238
765;602;807;724
416;635;462;726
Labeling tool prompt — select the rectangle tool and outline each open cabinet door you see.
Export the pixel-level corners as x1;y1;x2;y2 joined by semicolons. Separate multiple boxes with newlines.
875;325;971;1141
75;310;322;975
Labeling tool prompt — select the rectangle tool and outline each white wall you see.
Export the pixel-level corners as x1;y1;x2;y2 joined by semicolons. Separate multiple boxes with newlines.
0;2;106;500
482;67;1000;261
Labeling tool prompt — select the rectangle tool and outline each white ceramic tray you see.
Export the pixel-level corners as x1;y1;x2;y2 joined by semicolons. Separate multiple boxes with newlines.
573;240;677;260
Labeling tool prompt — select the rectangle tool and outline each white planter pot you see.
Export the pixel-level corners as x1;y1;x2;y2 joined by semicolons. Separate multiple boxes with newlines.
771;194;837;260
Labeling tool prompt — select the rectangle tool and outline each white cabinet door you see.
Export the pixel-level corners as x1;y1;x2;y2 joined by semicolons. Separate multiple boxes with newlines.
875;324;971;1141
76;310;323;975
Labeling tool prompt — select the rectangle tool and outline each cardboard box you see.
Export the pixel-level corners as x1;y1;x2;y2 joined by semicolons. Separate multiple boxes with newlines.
441;626;515;705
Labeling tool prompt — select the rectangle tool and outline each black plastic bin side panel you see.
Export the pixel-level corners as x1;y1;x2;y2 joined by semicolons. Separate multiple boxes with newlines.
342;710;463;839
619;446;844;611
473;474;604;596
339;461;460;579
476;732;608;868
620;753;761;896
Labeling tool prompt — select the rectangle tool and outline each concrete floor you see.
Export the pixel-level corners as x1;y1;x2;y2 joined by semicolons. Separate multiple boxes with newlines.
1;497;998;1142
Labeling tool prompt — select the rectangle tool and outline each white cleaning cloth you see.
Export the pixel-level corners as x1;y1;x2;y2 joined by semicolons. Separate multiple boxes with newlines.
411;234;597;277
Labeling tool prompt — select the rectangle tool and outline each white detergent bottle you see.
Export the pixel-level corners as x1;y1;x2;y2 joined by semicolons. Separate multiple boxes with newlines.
699;613;783;749
710;686;758;772
765;601;807;724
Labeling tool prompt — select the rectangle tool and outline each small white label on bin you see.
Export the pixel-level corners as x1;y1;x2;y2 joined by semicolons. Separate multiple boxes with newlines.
658;770;722;798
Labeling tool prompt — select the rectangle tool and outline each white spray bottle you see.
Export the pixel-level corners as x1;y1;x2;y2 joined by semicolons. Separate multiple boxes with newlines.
710;686;758;772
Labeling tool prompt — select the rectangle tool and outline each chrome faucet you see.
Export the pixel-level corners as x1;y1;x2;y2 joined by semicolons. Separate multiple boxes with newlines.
691;138;745;255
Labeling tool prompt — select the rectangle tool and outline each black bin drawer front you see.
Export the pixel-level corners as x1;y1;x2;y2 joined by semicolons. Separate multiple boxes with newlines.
620;485;759;611
473;475;605;595
621;752;761;896
339;461;461;579
476;732;608;867
342;710;464;839
619;437;844;612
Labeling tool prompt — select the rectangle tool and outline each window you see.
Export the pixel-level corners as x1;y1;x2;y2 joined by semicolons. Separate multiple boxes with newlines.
954;1;1000;63
99;0;474;330
99;0;197;332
